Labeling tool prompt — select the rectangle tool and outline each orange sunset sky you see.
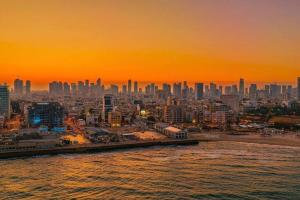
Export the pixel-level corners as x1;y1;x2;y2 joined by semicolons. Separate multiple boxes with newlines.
0;0;300;89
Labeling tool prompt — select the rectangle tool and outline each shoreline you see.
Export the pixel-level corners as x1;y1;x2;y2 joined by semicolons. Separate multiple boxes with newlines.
192;132;300;148
0;139;199;159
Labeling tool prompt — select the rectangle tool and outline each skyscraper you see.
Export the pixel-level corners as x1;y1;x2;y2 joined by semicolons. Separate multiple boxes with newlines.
14;79;23;96
71;83;77;96
122;85;127;94
134;81;138;95
239;78;245;98
249;84;257;100
128;80;132;95
173;83;182;98
209;83;217;98
195;83;204;100
297;77;300;100
25;80;31;96
63;82;71;96
0;84;10;118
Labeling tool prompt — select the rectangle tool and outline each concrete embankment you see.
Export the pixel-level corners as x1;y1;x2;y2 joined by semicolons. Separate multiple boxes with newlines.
0;139;199;159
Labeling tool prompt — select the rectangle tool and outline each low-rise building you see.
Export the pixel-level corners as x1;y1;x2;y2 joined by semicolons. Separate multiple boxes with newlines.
154;123;188;139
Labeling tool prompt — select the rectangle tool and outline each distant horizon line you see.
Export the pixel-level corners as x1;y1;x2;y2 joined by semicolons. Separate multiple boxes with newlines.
2;79;298;91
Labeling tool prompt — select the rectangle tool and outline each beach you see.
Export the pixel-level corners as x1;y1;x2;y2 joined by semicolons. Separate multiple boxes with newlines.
192;132;300;147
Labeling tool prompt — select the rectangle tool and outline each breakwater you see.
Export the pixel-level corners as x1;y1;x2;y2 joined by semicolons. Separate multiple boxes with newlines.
0;139;199;159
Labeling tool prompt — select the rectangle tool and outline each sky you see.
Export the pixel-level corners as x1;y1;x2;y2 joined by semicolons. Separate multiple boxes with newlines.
0;0;300;89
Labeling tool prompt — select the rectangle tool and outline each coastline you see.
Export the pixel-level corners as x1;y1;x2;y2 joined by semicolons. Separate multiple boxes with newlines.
192;132;300;148
0;139;199;159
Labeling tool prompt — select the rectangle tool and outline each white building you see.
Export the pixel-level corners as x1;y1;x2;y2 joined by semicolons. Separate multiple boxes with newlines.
154;123;188;139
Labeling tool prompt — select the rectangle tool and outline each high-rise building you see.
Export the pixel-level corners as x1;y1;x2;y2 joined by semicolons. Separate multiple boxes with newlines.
28;102;64;129
122;85;127;94
173;83;182;98
25;80;31;96
134;81;138;95
239;78;245;98
195;83;204;100
209;83;217;98
264;85;270;98
249;84;257;100
14;79;23;96
0;84;10;118
49;81;63;96
77;81;85;96
270;84;281;98
71;83;77;96
63;82;71;96
225;86;232;95
287;85;292;99
297;77;300;100
162;83;171;97
110;84;119;96
128;80;132;95
102;94;114;122
231;85;238;95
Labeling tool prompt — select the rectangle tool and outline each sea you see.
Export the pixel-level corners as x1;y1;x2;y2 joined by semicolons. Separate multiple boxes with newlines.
0;141;300;200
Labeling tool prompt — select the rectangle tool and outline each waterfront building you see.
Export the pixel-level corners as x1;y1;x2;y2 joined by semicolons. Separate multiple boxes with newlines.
0;85;10;119
154;123;188;139
28;102;64;130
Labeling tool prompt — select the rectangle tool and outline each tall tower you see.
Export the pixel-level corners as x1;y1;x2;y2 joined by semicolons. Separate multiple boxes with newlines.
195;83;204;100
134;81;138;95
239;78;245;98
298;77;300;101
14;79;23;96
128;80;132;95
0;84;10;119
25;80;31;95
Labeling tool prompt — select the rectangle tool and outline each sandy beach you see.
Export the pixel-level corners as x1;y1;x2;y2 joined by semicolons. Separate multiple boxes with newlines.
192;132;300;147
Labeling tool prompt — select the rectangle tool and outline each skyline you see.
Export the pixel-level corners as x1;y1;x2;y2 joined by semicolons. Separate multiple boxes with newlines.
1;0;300;88
1;77;299;91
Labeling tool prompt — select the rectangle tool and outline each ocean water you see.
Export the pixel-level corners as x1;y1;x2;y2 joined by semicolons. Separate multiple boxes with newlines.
0;141;300;200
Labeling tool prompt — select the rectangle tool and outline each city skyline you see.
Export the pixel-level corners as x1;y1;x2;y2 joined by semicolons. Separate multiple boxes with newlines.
1;78;299;91
1;0;300;86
